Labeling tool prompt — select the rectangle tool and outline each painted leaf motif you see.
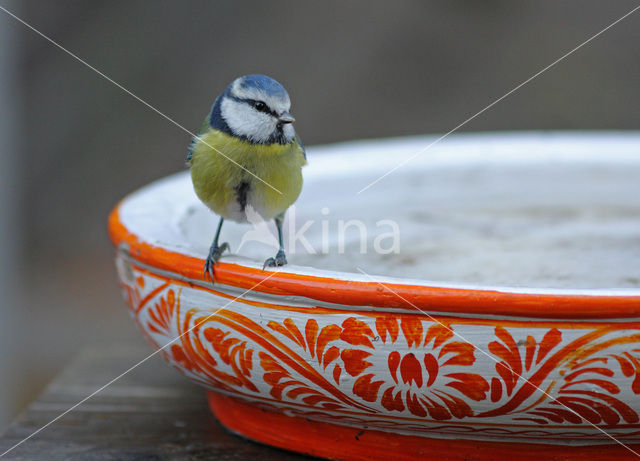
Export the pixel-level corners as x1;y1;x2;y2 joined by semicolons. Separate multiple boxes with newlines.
421;396;452;421
381;387;404;411
437;392;473;419
400;317;423;347
524;335;536;371
267;320;300;346
284;318;306;349
424;353;439;387
204;328;240;365
340;317;375;348
322;346;340;369
353;373;384;402
305;319;319;358
535;328;562;365
439;342;475;367
147;289;176;335
445;373;489;401
490;376;502;402
611;355;635;377
623;353;640;394
495;361;518;396
424;323;453;349
341;349;373;376
388;351;401;384
564;367;614;382
171;344;194;371
375;316;399;344
490;327;522;377
405;391;427;417
316;324;342;364
333;364;341;384
400;353;423;387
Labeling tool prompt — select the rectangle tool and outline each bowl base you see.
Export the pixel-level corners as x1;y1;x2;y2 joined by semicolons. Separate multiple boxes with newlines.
207;392;637;461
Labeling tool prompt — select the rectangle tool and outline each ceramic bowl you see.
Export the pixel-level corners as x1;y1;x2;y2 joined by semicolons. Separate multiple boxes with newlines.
109;132;640;460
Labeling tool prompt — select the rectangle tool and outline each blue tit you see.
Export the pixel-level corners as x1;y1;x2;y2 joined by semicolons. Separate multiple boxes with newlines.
187;74;307;280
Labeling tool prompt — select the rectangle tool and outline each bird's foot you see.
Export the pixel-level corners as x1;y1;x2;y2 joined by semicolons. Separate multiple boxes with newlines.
204;242;230;282
263;249;287;270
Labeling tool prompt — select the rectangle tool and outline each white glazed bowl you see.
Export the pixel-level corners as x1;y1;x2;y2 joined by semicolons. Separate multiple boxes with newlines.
109;132;640;461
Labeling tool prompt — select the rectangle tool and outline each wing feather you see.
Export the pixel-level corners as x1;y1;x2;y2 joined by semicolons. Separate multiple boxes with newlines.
186;113;212;163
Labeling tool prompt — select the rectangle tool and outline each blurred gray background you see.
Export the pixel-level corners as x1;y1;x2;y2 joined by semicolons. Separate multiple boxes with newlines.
0;0;639;431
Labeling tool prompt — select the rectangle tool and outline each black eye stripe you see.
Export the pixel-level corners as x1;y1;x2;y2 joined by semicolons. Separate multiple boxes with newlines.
248;99;276;116
228;95;279;117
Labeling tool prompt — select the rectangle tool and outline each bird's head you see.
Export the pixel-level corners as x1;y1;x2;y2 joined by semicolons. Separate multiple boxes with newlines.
212;74;296;145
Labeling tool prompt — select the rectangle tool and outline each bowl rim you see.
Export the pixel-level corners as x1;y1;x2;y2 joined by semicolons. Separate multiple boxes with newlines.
108;131;640;319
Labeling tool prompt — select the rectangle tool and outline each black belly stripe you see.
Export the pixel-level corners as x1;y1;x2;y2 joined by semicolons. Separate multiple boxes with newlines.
235;181;251;211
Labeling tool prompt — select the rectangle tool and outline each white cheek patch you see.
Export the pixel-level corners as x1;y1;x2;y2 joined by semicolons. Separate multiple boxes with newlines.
221;97;277;143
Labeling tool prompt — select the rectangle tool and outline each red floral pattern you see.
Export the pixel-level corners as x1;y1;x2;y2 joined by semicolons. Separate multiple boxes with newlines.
339;316;489;420
118;259;640;443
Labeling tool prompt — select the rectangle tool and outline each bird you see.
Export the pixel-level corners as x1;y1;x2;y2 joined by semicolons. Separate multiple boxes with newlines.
187;74;307;281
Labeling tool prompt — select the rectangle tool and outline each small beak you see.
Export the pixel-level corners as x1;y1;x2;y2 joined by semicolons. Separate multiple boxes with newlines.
278;112;295;124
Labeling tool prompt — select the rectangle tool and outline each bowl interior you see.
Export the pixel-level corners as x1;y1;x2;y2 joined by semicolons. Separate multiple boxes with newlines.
120;132;640;291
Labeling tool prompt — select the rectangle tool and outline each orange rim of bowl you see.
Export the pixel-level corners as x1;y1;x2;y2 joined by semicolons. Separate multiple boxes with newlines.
108;204;640;320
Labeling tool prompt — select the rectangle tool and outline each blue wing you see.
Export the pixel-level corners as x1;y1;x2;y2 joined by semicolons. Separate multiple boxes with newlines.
296;134;306;161
186;114;211;163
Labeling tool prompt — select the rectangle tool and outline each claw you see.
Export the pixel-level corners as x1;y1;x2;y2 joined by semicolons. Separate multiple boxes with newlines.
263;249;287;270
204;242;229;282
262;258;274;270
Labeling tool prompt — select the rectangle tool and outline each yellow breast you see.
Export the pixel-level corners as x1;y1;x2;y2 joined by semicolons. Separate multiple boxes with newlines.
189;128;306;222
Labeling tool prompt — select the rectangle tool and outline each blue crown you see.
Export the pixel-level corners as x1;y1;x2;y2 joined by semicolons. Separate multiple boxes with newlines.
237;74;289;99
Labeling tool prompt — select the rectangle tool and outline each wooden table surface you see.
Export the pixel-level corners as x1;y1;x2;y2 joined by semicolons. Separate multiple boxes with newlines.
0;346;310;460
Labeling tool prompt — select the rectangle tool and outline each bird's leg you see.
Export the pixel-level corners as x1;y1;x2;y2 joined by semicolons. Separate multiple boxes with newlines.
263;214;287;270
204;217;229;281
